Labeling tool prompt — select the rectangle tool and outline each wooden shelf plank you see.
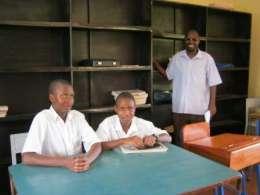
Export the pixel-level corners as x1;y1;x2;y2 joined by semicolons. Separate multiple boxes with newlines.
0;66;70;73
217;94;247;101
219;67;248;72
80;104;151;113
153;31;206;41
153;32;185;39
0;113;35;122
0;20;70;28
207;37;250;43
72;65;151;72
72;22;152;32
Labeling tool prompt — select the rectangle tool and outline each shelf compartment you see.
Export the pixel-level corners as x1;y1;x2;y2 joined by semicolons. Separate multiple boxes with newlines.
72;30;151;67
152;1;206;36
207;41;250;68
218;71;248;95
0;27;70;68
89;71;151;107
0;0;69;21
0;21;70;28
0;73;70;115
71;0;151;26
72;65;151;72
207;8;251;39
213;98;245;128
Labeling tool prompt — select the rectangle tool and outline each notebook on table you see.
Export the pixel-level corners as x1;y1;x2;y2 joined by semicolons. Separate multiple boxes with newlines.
120;142;168;154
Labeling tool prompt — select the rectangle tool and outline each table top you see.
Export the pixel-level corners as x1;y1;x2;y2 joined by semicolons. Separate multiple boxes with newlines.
9;144;241;195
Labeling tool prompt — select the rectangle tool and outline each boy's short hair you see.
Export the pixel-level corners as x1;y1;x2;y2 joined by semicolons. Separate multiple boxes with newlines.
48;79;71;95
115;92;135;105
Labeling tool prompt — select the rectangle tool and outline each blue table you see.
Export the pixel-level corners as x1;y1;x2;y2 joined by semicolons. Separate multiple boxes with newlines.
9;145;241;195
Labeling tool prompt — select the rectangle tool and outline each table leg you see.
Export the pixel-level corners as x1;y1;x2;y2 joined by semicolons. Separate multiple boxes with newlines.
256;164;260;195
240;170;247;195
256;120;260;136
214;185;224;195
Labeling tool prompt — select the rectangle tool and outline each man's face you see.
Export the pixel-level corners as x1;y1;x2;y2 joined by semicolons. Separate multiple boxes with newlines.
115;98;136;126
185;31;200;53
49;84;74;115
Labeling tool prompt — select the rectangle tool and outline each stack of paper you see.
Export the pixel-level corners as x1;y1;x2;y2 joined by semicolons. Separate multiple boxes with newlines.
111;89;148;105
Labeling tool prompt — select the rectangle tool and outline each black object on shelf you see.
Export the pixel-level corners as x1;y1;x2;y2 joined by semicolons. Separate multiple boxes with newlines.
78;59;120;67
216;63;235;70
153;90;172;104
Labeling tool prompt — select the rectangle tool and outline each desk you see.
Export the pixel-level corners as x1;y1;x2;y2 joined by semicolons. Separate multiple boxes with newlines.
9;145;241;195
185;133;260;195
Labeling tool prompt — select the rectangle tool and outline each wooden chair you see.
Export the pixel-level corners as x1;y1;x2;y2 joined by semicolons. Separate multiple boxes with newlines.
245;97;260;135
9;132;27;195
182;122;210;146
10;132;27;165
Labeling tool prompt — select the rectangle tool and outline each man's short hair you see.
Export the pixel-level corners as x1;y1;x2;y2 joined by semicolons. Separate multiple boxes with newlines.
115;92;135;105
48;79;71;95
185;29;200;38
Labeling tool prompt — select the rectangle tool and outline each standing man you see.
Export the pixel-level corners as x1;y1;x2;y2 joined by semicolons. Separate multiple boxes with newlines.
22;79;101;172
153;29;222;146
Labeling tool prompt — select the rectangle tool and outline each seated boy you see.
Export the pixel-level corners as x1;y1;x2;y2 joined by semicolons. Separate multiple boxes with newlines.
22;79;101;172
96;92;171;150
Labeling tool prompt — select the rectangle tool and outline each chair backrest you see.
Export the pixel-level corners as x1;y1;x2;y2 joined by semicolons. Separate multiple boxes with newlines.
182;122;210;145
245;97;260;134
10;132;28;165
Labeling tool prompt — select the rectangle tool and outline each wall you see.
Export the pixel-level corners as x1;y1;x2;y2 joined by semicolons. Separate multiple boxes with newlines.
170;0;260;97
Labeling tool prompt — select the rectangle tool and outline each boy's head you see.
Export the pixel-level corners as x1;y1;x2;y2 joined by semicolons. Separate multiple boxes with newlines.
114;92;136;125
48;79;74;115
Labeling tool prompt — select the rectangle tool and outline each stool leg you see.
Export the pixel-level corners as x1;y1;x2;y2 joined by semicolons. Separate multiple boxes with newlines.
256;164;260;195
240;170;247;195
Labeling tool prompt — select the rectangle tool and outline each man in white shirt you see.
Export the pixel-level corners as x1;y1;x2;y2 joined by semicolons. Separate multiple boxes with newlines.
22;79;101;172
96;92;171;150
153;29;222;146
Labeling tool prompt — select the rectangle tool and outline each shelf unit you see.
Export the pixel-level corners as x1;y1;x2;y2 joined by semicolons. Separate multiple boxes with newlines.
0;1;152;194
152;0;251;133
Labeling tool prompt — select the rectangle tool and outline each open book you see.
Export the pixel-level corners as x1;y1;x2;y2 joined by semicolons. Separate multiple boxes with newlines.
120;142;168;154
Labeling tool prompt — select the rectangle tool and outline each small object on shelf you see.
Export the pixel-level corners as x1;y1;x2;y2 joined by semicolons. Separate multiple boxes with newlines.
111;89;148;105
153;90;172;104
216;63;235;70
0;105;8;118
78;59;120;67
